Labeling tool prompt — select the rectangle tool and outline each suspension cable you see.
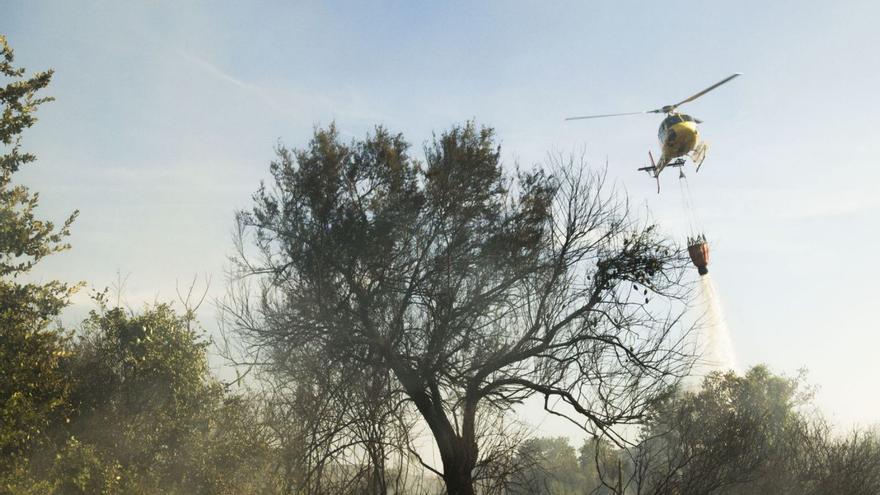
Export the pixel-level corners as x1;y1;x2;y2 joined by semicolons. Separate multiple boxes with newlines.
678;173;702;239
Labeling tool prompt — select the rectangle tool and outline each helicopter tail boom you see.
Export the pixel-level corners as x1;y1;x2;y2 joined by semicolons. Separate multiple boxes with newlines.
642;151;662;193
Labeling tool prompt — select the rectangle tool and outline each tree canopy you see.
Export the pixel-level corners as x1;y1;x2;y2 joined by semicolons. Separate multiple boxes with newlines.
0;33;79;476
230;122;691;494
0;35;271;494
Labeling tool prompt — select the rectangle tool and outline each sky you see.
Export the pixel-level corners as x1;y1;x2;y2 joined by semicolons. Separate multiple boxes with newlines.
3;0;880;437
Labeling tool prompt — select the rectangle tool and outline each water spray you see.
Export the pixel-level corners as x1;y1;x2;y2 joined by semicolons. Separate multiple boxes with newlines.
678;174;737;390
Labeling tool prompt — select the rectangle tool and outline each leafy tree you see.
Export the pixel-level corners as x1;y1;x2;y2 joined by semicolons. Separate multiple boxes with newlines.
0;36;274;494
511;366;880;495
0;34;79;479
66;302;217;490
806;428;880;495
48;437;123;495
63;301;275;494
618;366;830;495
231;123;690;494
508;437;586;495
578;436;624;495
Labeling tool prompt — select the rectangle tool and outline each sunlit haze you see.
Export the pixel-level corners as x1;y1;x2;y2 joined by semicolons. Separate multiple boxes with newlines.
4;0;879;439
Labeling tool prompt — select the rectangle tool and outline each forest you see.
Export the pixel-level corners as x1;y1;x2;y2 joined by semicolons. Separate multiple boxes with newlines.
2;35;880;495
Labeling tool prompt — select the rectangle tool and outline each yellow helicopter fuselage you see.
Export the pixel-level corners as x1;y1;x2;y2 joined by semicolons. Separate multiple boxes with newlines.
657;113;699;163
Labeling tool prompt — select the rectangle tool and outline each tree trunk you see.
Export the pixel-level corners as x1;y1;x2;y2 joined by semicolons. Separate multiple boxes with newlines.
436;404;478;495
439;437;478;495
416;402;478;495
390;364;479;494
443;468;477;495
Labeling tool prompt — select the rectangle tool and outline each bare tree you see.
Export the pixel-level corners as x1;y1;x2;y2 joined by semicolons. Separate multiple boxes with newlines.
808;428;880;495
244;345;415;494
227;123;691;494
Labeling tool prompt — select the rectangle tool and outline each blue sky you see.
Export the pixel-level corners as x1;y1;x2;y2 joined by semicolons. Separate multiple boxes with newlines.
4;0;880;432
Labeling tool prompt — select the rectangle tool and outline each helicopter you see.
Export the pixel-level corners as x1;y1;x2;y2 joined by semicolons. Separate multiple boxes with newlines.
566;73;741;192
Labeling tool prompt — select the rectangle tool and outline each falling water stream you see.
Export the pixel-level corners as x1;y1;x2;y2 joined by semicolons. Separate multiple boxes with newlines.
683;274;737;391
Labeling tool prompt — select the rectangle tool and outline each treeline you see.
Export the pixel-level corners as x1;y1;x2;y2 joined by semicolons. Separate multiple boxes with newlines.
508;367;880;494
0;36;271;493
3;302;274;493
3;34;880;494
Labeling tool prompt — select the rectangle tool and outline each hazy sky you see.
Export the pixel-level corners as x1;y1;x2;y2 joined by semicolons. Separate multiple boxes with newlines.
4;0;880;435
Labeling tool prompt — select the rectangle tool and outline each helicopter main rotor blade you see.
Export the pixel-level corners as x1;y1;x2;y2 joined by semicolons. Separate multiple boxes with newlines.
565;111;648;121
568;73;741;119
668;73;742;111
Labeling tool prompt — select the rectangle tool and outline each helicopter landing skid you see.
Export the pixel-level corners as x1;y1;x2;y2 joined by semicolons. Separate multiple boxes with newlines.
637;158;686;193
